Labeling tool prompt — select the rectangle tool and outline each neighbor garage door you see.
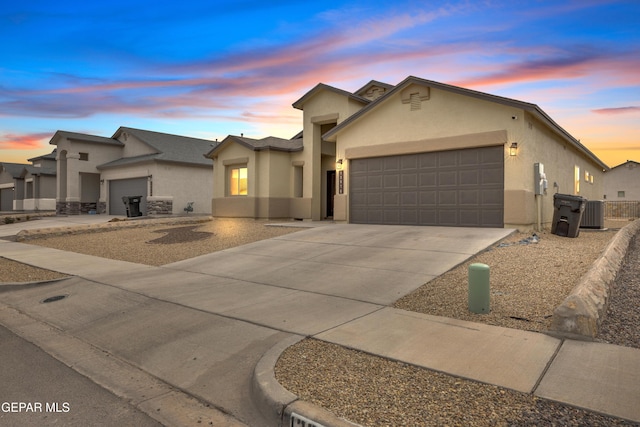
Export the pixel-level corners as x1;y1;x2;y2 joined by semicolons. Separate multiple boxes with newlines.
1;188;13;211
349;146;504;227
109;177;147;216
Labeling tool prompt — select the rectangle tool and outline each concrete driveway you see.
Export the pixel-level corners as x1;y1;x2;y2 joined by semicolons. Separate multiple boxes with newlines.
0;222;513;425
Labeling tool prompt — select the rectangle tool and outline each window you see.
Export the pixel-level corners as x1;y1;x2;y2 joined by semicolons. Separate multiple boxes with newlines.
574;166;580;194
229;167;247;196
618;191;626;198
79;152;89;161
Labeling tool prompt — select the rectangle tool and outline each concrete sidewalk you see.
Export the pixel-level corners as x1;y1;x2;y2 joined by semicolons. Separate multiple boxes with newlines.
1;220;639;425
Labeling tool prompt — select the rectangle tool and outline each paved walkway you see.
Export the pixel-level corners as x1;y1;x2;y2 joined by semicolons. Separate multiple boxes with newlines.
0;218;639;425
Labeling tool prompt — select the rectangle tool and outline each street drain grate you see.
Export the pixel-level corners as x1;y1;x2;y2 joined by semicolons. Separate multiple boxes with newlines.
41;295;68;304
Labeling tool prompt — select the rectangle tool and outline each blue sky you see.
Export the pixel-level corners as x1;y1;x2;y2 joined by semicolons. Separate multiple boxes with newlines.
1;0;639;167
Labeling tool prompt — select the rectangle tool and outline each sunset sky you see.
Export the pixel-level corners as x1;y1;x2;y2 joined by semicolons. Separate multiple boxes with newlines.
1;0;638;168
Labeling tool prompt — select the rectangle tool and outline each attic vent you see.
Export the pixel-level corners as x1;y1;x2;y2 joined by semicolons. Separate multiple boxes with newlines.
410;93;421;111
290;412;325;427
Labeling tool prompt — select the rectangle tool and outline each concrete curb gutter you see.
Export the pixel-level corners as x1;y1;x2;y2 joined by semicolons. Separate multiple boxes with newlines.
0;304;246;427
252;336;361;427
550;219;640;339
15;216;212;241
0;277;71;291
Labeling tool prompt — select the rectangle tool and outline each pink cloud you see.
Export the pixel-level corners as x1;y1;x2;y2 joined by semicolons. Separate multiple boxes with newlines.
0;132;51;150
592;106;640;115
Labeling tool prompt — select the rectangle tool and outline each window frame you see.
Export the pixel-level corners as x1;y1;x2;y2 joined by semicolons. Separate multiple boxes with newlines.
228;166;248;196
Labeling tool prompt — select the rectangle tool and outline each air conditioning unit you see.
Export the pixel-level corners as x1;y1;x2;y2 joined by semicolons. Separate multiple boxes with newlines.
580;200;605;229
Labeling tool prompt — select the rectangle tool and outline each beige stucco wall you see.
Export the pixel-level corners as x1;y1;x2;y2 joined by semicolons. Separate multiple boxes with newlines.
298;90;366;220
211;142;301;219
511;112;605;229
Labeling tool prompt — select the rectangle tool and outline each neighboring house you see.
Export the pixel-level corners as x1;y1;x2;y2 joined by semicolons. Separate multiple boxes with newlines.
0;163;25;211
207;76;608;230
50;127;216;216
0;150;57;212
604;160;640;201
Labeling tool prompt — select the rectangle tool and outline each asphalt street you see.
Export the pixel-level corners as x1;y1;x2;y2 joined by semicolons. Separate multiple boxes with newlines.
0;324;162;427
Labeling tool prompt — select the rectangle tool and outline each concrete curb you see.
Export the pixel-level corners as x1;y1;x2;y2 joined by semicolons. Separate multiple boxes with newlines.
252;335;362;427
0;277;71;291
0;303;246;427
550;220;640;339
15;216;211;241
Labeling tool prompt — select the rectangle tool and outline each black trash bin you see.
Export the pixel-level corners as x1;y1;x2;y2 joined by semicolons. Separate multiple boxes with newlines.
551;193;586;238
122;196;143;217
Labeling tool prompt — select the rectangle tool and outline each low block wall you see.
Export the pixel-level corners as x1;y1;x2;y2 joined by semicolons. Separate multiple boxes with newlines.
550;220;640;339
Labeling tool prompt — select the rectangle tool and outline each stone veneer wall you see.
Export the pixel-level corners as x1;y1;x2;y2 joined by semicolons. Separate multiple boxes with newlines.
56;201;81;215
147;198;173;215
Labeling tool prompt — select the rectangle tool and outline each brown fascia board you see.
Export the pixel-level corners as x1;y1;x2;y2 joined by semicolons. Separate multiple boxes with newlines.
323;75;609;170
292;83;370;110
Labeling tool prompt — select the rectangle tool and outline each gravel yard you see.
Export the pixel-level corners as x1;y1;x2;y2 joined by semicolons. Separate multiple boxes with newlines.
2;217;639;426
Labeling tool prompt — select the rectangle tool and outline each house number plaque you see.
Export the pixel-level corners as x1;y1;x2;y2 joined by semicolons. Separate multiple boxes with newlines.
338;170;344;194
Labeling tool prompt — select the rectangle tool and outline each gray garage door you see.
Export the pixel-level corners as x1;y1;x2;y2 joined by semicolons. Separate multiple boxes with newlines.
109;178;147;216
350;146;504;227
1;188;13;211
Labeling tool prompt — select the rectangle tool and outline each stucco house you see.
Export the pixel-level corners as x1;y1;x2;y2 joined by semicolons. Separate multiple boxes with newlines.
50;127;216;216
0;150;57;212
604;160;640;201
211;76;608;229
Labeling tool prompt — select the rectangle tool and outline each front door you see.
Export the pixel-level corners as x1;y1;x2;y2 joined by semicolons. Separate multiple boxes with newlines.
326;170;336;218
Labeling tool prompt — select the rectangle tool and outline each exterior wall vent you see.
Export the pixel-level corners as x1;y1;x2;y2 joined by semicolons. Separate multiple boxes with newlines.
580;200;605;229
290;412;326;427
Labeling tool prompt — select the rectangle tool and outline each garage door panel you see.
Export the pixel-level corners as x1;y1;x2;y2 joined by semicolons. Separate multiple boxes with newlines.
400;209;418;224
384;174;400;189
460;170;480;186
109;178;147;216
367;175;383;189
460;210;480;226
460;190;479;205
420;172;437;186
438;210;458;225
420;210;437;225
350;146;504;227
438;151;458;167
351;159;368;173
401;191;417;206
439;171;457;186
419;153;437;168
402;173;418;187
420;191;436;205
401;155;418;169
460;150;480;166
384;210;400;224
384;192;399;206
439;191;457;205
367;192;383;206
482;168;503;185
1;188;13;211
